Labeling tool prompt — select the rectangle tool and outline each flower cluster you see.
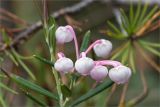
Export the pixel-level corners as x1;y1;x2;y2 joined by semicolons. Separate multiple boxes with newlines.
54;25;131;84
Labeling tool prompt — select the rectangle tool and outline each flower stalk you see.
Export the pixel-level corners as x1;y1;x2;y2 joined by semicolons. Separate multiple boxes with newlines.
50;53;64;107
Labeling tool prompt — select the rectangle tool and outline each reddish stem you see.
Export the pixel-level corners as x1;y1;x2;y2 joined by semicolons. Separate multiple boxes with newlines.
95;60;122;67
84;40;101;55
66;25;79;59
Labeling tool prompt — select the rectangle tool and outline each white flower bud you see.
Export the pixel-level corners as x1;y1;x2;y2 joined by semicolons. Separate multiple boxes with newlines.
93;39;112;58
54;57;74;74
55;26;74;44
90;65;108;82
109;66;131;84
75;57;94;76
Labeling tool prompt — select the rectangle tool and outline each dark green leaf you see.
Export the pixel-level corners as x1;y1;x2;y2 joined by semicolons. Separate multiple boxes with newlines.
111;41;130;60
119;9;130;32
24;91;47;107
5;50;18;66
0;95;6;107
80;30;91;52
1;29;11;45
11;49;36;80
129;2;134;24
106;31;126;40
48;16;57;59
139;40;160;48
0;82;18;94
142;45;160;57
70;80;114;107
11;75;58;101
138;5;158;30
129;46;136;73
107;21;121;34
132;1;141;31
61;84;71;98
121;43;130;64
33;55;54;66
137;3;148;27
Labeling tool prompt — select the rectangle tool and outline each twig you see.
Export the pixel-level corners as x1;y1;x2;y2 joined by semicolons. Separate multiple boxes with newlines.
126;69;148;107
0;0;95;52
118;82;129;107
134;42;160;73
135;11;160;37
0;8;28;26
106;83;117;106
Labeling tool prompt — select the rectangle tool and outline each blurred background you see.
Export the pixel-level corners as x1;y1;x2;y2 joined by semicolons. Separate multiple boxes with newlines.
0;0;159;107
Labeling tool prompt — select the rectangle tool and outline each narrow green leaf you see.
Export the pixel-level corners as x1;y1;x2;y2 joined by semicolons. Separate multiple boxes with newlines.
24;91;47;107
119;15;129;35
33;55;54;66
61;84;71;98
111;41;130;60
129;2;134;24
129;47;136;73
139;40;160;48
11;49;36;80
143;45;160;57
119;9;130;31
0;95;6;107
11;75;59;101
0;82;18;94
5;50;18;66
70;80;114;107
107;31;126;40
17;58;36;80
1;29;11;45
80;30;91;52
132;1;141;31
137;3;148;27
48;16;57;60
139;5;158;29
0;74;6;78
121;43;130;65
107;21;121;34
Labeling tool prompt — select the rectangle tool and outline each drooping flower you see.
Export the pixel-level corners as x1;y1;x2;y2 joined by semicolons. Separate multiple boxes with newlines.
75;53;94;76
55;25;74;44
93;39;112;58
90;65;108;82
108;65;131;84
54;52;73;74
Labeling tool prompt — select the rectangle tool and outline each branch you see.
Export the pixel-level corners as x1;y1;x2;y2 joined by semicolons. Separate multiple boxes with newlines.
126;69;148;107
0;0;95;52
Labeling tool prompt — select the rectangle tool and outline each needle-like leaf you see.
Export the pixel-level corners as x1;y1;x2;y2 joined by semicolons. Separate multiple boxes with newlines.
70;80;114;107
11;74;59;100
129;46;136;73
33;55;54;66
80;30;91;52
24;91;47;107
0;82;18;94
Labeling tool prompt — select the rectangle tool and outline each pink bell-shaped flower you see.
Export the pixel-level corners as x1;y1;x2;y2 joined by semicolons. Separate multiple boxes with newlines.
90;65;108;82
109;65;131;84
75;56;94;76
55;25;74;44
93;39;112;58
54;57;74;74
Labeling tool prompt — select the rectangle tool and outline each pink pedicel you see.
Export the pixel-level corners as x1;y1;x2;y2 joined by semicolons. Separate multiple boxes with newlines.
66;25;79;59
94;60;122;67
84;40;102;55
